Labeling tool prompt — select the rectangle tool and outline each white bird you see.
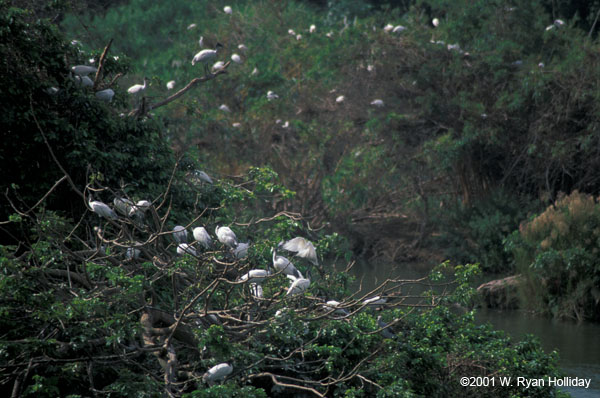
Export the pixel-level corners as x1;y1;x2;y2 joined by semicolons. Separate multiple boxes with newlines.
238;44;248;52
177;243;197;256
198;36;204;47
88;197;118;220
362;296;387;306
324;300;349;316
231;53;242;64
288;29;296;36
196;170;213;184
326;31;333;38
383;24;394;32
173;226;188;244
250;283;263;298
126;246;141;260
238;269;270;284
336;95;345;103
432;18;440;27
128;200;151;217
219;104;231;113
232;122;242;128
370;99;384;107
281;121;289;128
71;65;97;76
367;64;375;72
272;247;302;278
538;62;545;68
127;77;148;95
223;6;232;14
95;89;114;102
113;197;134;217
251;67;259;76
187;23;197;30
447;43;461;52
203;363;232;384
166;80;176;90
74;75;93;88
296;34;302;40
280;237;318;265
46;87;59;95
392;25;406;33
212;61;225;72
267;90;279;100
193;227;212;249
286;274;310;296
554;19;565;27
192;43;223;74
309;24;316;33
233;242;250;259
215;226;238;249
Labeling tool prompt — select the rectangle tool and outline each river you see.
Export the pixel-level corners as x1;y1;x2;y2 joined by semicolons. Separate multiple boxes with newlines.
349;260;600;398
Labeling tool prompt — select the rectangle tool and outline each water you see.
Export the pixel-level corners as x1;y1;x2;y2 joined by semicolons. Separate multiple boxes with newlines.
350;260;600;398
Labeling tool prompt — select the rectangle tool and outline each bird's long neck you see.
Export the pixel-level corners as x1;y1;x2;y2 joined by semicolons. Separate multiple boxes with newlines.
142;79;147;89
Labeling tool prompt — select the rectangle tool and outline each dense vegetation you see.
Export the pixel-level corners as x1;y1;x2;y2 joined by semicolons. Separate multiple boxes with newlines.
0;0;598;396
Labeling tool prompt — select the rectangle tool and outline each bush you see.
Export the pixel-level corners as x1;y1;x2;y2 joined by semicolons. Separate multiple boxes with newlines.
506;190;600;321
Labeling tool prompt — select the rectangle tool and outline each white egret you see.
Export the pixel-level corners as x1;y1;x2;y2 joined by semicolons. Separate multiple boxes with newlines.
266;90;279;100
309;24;316;33
232;122;242;128
196;170;213;184
193;226;212;249
71;65;97;76
238;269;270;284
250;283;263;298
187;23;197;30
538;62;545;68
192;43;223;74
231;53;242;64
88;197;118;220
370;99;384;107
127;77;148;95
383;24;394;32
288;29;296;36
238;44;248;52
166;80;176;90
447;43;461;52
73;75;93;88
203;363;232;384
432;18;440;27
326;31;333;38
362;296;387;306
173;226;188;244
113;197;134;217
223;6;232;14
212;61;225;72
392;25;406;33
95;89;114;102
233;242;249;259
554;19;565;27
215;226;238;249
286;274;310;296
281;121;289;128
367;64;374;72
324;300;349;316
128;200;151;217
280;237;318;265
219;104;231;113
336;95;345;103
296;34;302;40
177;243;197;256
272;246;302;278
251;67;258;76
89;58;95;64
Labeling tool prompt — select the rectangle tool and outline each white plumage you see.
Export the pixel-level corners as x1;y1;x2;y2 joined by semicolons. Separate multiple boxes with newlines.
309;24;316;33
192;44;223;74
272;247;302;278
432;18;440;27
127;77;148;95
203;363;232;384
212;61;225;72
324;300;349;316
88;198;118;220
370;99;384;107
238;269;270;284
177;243;197;256
280;237;318;265
166;80;176;90
128;200;151;217
336;95;345;103
267;90;279;100
215;226;238;249
113;197;134;217
362;296;387;306
393;25;406;33
193;227;212;249
196;170;213;184
231;53;242;64
219;104;231;113
172;226;188;244
383;24;394;32
233;242;250;259
223;6;232;15
286;274;310;296
95;89;114;102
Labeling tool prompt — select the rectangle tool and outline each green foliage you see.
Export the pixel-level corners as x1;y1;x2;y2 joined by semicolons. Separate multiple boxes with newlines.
506;191;600;321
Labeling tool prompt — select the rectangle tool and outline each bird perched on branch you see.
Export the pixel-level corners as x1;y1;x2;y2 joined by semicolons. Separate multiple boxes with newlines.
286;273;310;296
113;197;134;217
192;43;224;75
88;196;118;220
172;226;188;244
238;269;270;284
193;226;212;249
177;243;197;256
71;65;97;76
127;77;149;95
95;89;114;102
215;226;238;249
272;246;302;278
203;363;232;385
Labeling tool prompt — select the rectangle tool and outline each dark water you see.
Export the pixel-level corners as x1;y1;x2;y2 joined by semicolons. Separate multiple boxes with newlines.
350;261;600;398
